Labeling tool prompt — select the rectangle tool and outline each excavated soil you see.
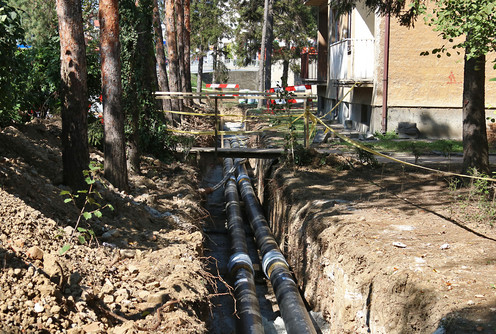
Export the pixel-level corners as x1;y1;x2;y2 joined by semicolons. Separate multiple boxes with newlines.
0;118;212;333
265;158;496;333
2;115;496;334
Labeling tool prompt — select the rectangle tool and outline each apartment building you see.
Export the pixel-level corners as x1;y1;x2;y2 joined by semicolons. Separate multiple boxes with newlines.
302;0;496;139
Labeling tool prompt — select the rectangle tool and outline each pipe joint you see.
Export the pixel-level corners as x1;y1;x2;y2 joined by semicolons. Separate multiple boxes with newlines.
236;173;251;184
228;252;254;275
262;250;289;279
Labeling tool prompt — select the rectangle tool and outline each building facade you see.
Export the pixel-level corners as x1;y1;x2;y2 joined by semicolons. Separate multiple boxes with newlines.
303;0;496;139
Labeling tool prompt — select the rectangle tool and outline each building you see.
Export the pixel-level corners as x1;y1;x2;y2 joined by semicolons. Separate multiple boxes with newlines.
302;0;496;139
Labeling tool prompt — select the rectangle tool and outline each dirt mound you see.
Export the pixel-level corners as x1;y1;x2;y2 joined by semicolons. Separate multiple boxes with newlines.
0;118;210;333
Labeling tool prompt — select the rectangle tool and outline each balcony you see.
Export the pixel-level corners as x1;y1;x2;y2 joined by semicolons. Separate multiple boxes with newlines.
329;38;374;84
300;51;327;84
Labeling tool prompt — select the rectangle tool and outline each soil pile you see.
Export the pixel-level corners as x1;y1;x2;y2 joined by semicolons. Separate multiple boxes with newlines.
0;118;210;333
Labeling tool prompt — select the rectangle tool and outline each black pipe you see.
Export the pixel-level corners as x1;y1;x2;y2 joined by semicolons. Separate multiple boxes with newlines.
231;139;317;334
223;151;264;334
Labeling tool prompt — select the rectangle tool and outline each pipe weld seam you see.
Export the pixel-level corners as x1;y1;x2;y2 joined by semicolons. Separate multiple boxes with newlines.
228;252;254;275
236;174;251;184
262;250;289;279
225;200;240;210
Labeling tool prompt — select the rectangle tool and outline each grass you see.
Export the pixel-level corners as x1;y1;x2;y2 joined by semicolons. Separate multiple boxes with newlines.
370;138;463;155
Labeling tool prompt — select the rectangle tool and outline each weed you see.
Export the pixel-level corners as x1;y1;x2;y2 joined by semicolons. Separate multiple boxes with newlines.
355;143;378;167
448;168;496;226
59;161;114;255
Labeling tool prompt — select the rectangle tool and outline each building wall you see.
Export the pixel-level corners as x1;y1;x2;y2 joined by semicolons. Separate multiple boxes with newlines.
320;3;496;139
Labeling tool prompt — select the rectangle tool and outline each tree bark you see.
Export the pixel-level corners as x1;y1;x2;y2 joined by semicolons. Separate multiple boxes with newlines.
99;0;129;191
165;0;181;120
56;0;90;192
462;53;489;174
264;0;273;90
282;59;289;87
175;0;185;94
257;0;272;108
212;42;218;84
183;0;192;104
197;53;204;104
153;0;172;116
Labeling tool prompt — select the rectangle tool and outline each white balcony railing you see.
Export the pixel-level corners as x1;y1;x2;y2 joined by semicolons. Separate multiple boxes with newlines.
329;38;374;82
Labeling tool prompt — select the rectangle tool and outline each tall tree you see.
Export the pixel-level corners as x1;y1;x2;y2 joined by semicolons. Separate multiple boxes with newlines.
257;0;273;108
183;0;192;97
423;0;494;174
124;0;157;174
11;0;58;47
165;0;181;116
271;0;316;87
152;0;172;114
99;0;129;190
191;0;230;92
233;0;264;66
174;0;185;95
56;0;90;191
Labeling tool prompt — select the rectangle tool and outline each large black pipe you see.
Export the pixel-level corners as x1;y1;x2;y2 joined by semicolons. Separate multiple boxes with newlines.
223;151;264;334
231;140;317;334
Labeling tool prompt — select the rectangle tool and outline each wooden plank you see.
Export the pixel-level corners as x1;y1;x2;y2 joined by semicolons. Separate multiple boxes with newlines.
188;147;285;158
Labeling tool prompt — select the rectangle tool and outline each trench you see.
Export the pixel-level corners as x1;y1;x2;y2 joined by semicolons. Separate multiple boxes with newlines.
198;150;329;334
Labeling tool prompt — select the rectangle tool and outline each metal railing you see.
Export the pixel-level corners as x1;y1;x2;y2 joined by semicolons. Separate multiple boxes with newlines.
329;38;375;81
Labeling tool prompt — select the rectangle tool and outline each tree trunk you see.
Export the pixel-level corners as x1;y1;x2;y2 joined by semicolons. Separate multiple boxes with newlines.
183;0;192;105
197;53;204;104
99;0;129;191
153;0;172;117
257;0;270;108
212;42;218;84
282;59;289;87
165;0;181;120
264;0;273;90
175;0;185;93
56;0;90;192
128;0;157;175
462;53;489;174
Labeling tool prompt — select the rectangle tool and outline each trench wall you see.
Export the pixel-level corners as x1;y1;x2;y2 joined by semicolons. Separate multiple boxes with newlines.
259;164;444;334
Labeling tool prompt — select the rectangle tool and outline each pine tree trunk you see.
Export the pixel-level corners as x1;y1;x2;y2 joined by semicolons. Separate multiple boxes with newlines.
282;59;289;87
56;0;90;192
197;53;204;104
165;0;181;120
257;0;270;108
175;0;185;94
153;0;172;117
99;0;129;191
462;53;489;174
264;0;273;90
183;0;192;105
212;43;218;84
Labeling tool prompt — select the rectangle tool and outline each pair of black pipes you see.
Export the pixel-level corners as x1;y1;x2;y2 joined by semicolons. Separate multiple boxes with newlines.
224;139;317;334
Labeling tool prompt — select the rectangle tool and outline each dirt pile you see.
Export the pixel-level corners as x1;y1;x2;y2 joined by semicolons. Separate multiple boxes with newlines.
0;118;210;333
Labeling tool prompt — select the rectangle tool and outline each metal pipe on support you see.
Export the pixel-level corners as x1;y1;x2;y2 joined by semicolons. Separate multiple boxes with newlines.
223;144;264;334
230;138;317;334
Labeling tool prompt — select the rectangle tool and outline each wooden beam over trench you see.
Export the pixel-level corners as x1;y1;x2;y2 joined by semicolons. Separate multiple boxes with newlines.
188;147;285;159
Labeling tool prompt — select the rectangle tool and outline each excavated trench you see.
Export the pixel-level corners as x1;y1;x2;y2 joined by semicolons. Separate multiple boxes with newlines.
198;150;329;334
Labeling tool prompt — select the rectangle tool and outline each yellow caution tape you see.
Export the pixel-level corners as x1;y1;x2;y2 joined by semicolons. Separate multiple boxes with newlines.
166;128;293;136
318;82;360;121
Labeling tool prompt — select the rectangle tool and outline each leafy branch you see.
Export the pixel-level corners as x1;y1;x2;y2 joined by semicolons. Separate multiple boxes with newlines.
58;161;114;255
